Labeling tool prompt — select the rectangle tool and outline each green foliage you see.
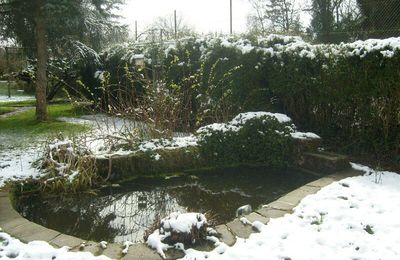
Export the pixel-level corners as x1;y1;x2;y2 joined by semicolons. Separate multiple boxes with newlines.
197;116;293;168
0;0;127;53
77;35;400;161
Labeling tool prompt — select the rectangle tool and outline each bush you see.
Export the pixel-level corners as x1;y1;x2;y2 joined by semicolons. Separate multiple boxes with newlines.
75;35;400;162
197;114;293;168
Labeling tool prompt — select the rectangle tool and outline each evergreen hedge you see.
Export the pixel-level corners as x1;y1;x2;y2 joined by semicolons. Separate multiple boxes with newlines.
84;35;400;160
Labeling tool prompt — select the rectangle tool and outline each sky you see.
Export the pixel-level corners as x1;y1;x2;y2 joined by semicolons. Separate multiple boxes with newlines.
120;0;252;35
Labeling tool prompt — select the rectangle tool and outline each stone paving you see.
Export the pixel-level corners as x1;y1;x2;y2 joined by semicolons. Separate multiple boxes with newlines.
0;168;362;259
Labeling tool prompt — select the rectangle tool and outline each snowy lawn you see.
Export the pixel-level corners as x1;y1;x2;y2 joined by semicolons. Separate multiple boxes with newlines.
180;164;400;260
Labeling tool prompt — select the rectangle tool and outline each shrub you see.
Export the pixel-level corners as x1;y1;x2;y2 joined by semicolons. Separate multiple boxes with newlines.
197;114;293;168
74;35;400;162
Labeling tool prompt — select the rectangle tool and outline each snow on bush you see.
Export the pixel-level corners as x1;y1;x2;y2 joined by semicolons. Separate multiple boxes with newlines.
196;112;319;167
147;212;209;259
196;112;295;137
21;136;100;193
84;112;318;161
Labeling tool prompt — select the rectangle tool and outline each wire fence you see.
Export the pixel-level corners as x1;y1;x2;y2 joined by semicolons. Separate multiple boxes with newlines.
248;0;400;43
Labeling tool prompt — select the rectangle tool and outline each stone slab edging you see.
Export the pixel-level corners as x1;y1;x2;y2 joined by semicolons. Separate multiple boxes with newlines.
215;168;362;246
0;168;362;259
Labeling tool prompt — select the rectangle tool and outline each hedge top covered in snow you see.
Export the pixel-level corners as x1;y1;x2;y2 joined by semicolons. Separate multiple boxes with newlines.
102;34;400;67
169;34;400;62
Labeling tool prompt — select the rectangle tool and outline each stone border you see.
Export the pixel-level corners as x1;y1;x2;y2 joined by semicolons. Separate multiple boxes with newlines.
0;168;362;259
0;192;160;259
214;168;362;246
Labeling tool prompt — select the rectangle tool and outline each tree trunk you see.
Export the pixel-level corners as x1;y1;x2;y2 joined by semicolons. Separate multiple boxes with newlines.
35;0;48;121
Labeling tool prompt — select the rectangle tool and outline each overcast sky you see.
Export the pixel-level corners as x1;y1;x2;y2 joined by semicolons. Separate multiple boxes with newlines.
120;0;252;35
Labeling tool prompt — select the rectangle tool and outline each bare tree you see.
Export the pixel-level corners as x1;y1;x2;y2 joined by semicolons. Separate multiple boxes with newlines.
146;13;195;41
248;0;302;35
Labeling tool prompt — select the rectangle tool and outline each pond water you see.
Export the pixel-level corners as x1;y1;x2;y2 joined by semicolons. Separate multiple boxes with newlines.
16;166;316;243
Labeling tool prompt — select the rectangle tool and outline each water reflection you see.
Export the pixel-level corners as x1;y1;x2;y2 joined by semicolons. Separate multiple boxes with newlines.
17;167;316;243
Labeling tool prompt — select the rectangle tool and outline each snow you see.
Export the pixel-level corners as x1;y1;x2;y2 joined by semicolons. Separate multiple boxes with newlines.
239;217;251;225
99;241;107;249
230;112;292;125
137;136;198;153
94;71;105;81
0;146;43;187
197;112;294;137
147;230;171;259
147;212;208;259
0;96;35;103
235;204;252;217
196;123;238;135
180;165;400;260
122;241;134;254
290;131;321;140
0;232;110;260
161;212;207;234
251;221;264;232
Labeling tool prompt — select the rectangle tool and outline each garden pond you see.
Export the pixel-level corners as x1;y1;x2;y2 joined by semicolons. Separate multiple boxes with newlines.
16;166;317;243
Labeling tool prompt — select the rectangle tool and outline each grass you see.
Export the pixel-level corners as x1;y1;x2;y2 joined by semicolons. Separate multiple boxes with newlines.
0;107;16;115
0;99;36;107
0;103;91;141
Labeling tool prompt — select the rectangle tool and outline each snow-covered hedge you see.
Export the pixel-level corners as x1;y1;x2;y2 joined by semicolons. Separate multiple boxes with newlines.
197;112;297;168
161;35;400;157
80;34;400;158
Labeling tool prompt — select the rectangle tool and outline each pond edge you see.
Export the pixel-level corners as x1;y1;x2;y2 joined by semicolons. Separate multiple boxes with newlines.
0;168;362;259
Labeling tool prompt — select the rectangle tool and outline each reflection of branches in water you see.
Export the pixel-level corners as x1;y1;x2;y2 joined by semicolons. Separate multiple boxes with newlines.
18;189;186;243
17;194;120;242
18;170;313;243
98;189;185;243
